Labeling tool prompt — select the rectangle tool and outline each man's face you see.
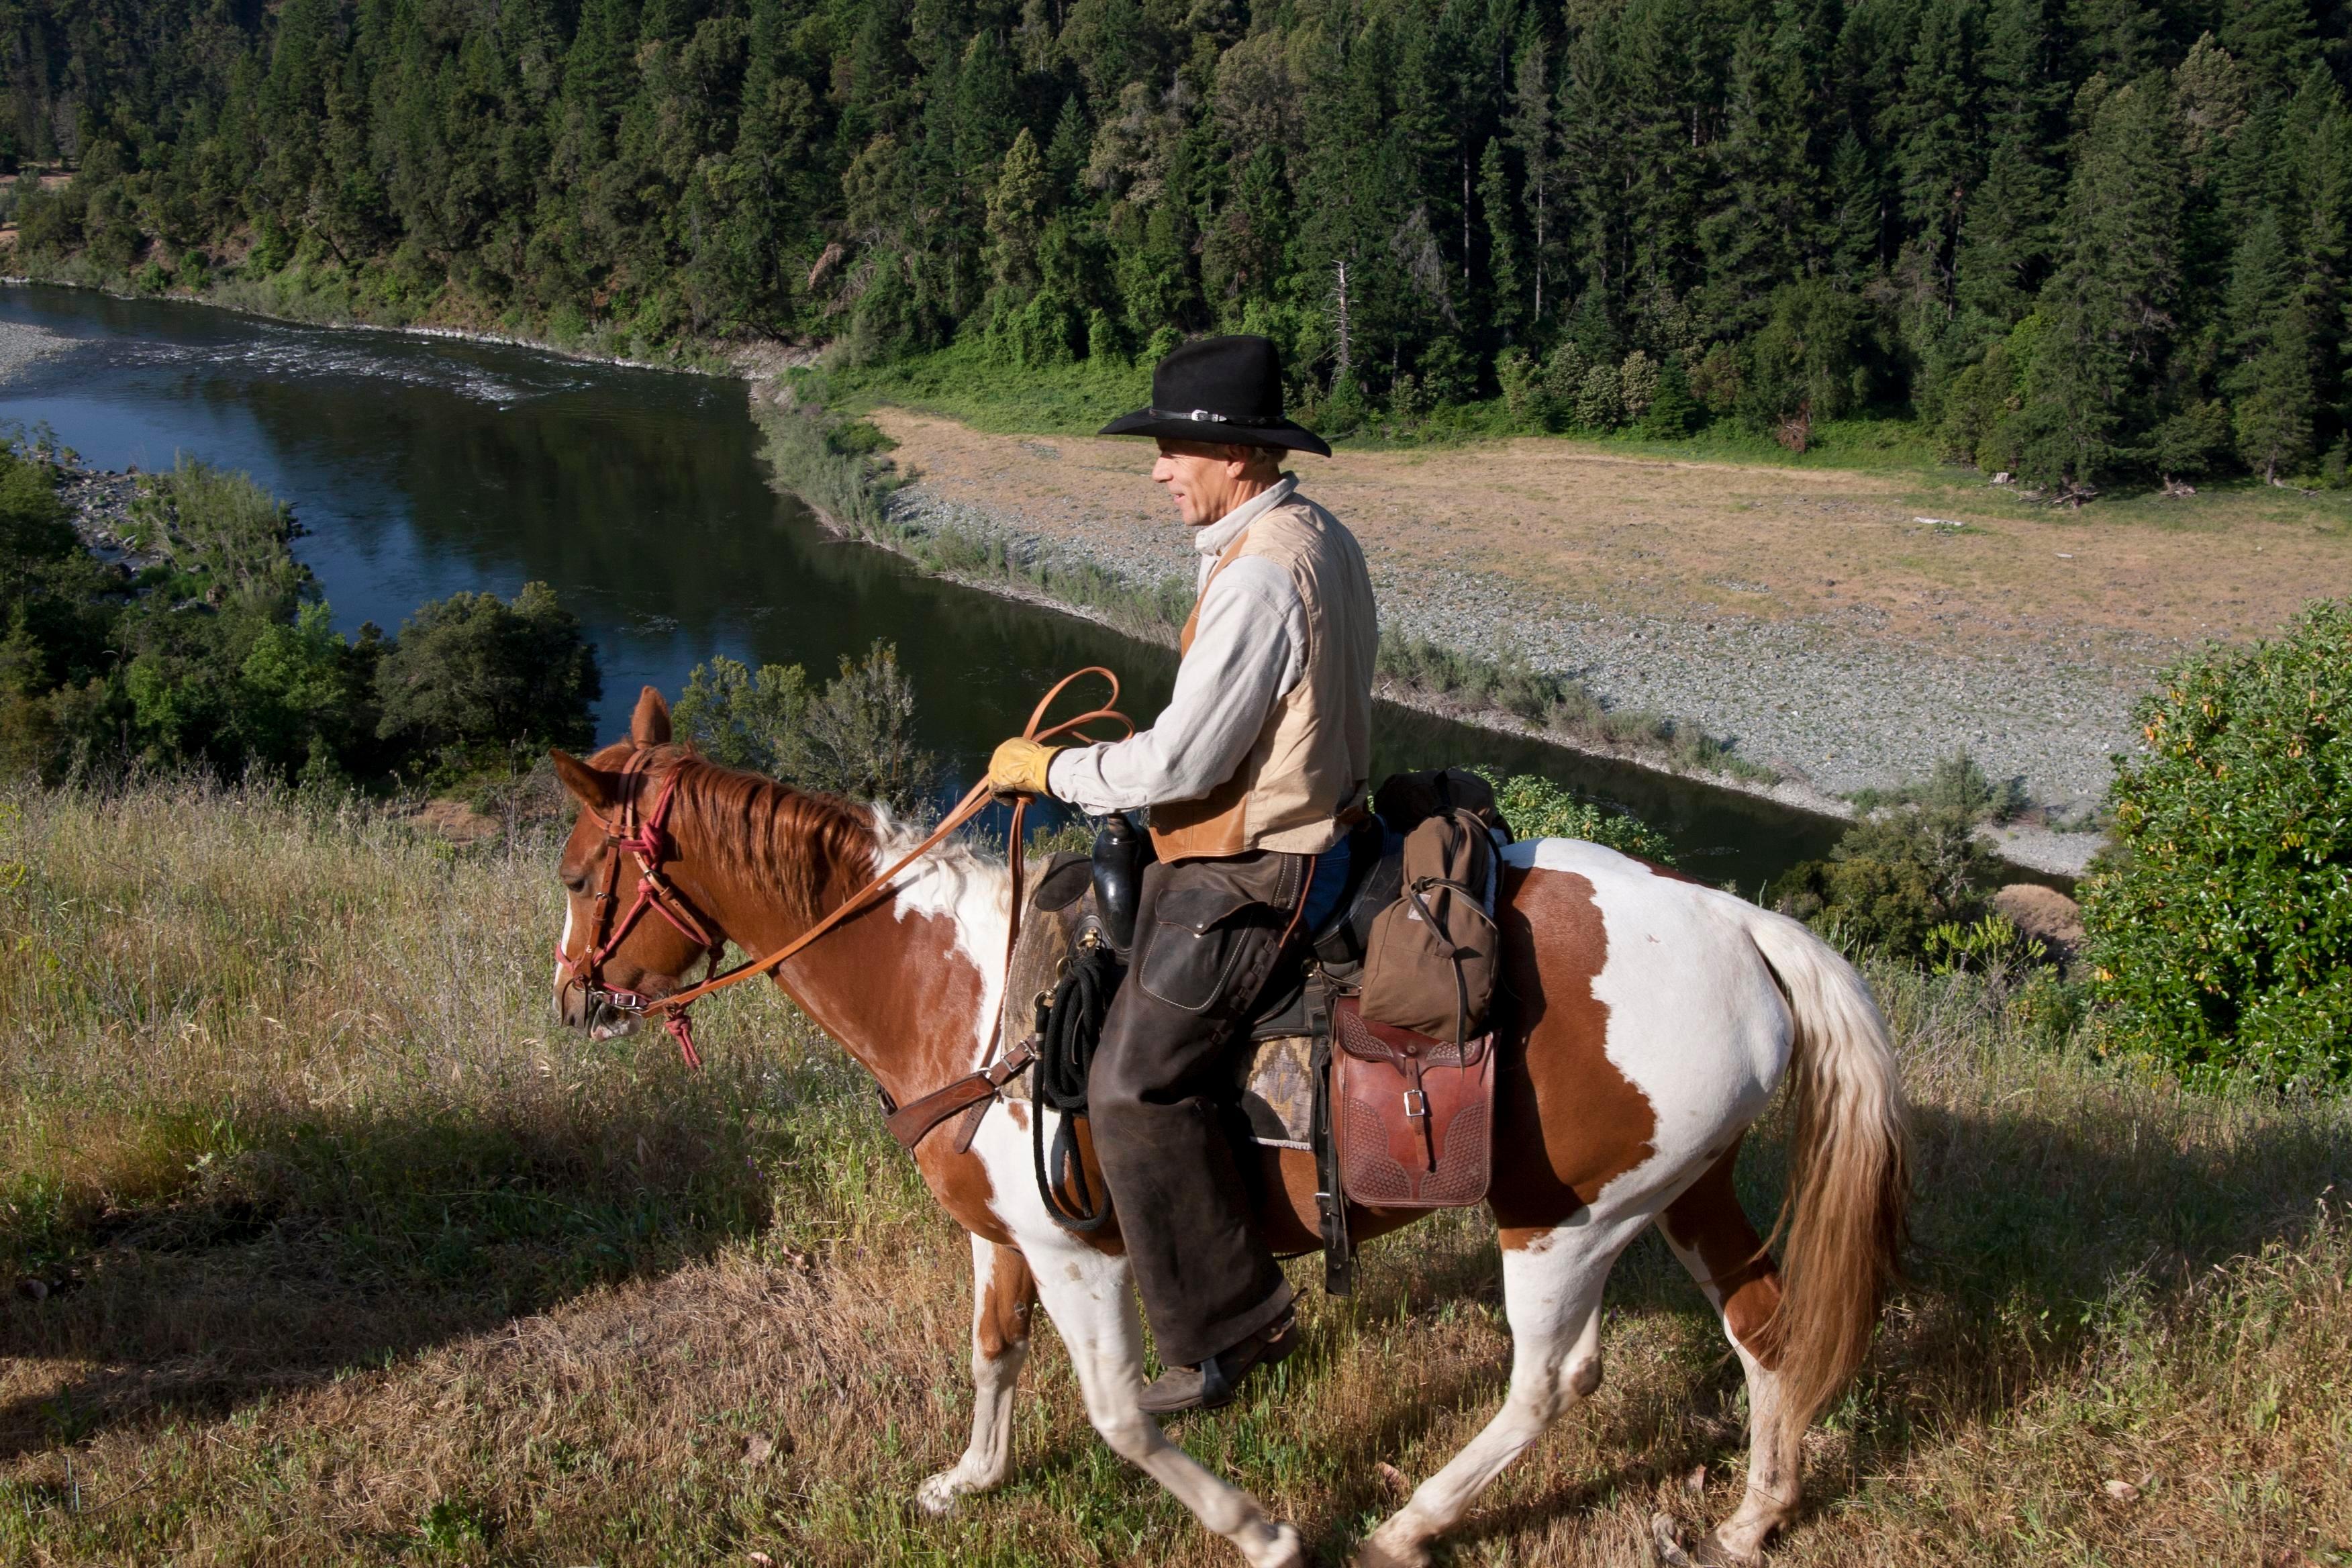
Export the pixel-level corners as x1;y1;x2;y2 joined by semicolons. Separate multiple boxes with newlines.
1152;440;1270;526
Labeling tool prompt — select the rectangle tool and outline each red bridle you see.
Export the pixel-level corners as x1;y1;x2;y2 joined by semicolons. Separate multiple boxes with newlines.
555;754;717;1068
555;667;1132;1102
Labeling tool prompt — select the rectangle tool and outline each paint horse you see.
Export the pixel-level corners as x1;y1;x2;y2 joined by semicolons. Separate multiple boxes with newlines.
548;689;1908;1568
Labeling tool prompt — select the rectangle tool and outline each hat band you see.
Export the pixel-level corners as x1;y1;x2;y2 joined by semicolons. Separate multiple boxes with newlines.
1149;407;1285;428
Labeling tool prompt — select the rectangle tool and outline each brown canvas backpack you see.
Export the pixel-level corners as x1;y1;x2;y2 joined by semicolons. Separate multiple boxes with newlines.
1357;802;1502;1042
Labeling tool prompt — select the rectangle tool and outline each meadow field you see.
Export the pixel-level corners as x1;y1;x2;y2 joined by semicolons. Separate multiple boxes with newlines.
1;777;2346;1565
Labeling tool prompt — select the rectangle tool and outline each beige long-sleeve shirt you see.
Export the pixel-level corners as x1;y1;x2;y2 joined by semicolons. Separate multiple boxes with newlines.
1046;476;1308;814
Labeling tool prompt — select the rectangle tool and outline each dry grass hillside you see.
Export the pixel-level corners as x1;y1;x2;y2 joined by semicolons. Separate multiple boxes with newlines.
1;781;2347;1565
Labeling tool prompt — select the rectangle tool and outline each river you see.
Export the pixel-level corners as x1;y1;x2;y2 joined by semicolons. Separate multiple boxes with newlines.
0;282;1853;889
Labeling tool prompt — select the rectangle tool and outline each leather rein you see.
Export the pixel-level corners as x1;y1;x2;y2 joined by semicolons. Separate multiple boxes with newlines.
556;668;1132;1146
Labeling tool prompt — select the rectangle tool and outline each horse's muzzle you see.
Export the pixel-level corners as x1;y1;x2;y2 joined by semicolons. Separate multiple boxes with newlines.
553;976;638;1038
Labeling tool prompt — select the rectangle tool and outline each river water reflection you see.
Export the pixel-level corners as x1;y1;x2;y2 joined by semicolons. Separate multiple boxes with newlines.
0;283;1845;888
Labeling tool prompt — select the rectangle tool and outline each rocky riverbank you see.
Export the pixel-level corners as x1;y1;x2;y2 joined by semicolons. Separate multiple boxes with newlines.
0;316;71;382
881;484;2116;875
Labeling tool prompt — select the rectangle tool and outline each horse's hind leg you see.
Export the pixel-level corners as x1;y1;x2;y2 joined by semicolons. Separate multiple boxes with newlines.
918;1235;1036;1514
1357;1220;1638;1568
1657;1144;1800;1565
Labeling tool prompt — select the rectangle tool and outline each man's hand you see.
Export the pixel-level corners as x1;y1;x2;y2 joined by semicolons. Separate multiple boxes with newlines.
987;738;1063;797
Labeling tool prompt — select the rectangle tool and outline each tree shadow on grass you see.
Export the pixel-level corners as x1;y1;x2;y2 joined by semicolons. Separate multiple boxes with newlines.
0;1077;807;1463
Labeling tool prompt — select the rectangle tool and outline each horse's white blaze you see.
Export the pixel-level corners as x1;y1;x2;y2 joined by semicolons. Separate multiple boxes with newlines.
871;807;1014;1065
554;901;575;993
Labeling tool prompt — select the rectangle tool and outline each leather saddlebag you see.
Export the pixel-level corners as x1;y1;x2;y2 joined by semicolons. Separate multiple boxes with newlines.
1331;996;1495;1208
1357;803;1501;1041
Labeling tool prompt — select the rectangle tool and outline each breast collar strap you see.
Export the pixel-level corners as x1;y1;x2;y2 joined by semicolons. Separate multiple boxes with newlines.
555;754;718;1067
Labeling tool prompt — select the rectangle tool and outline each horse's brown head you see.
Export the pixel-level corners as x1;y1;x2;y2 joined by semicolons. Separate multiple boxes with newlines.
548;687;722;1044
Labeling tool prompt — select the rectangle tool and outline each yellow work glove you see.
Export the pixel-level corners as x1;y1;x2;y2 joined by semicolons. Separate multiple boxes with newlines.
986;737;1064;797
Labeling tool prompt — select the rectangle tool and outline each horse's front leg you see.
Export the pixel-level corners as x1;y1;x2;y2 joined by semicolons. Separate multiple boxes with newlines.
918;1234;1036;1514
1022;1226;1305;1568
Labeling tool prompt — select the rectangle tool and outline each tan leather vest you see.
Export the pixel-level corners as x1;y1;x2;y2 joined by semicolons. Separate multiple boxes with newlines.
1148;495;1378;864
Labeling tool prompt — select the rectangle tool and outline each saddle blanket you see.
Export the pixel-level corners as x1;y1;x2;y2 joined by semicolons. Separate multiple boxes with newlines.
998;1034;1316;1150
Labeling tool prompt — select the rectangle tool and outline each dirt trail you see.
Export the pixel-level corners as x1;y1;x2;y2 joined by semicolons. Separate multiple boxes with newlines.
872;407;2352;832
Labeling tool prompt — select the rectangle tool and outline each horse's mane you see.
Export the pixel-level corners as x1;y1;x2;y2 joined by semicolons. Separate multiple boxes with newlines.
590;742;1010;927
591;742;885;924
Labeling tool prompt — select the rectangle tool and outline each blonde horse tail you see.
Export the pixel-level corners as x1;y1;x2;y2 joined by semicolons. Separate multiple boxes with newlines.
1744;910;1910;1449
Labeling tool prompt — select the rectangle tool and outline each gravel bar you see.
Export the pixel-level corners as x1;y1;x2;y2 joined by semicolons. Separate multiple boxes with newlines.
887;486;2125;876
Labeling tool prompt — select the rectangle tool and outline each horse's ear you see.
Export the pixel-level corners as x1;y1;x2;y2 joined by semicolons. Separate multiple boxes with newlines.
631;686;673;746
548;750;617;812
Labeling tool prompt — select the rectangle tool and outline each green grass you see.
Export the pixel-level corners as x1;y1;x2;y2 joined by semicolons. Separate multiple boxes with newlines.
1;777;2346;1565
825;339;1949;470
829;338;1153;436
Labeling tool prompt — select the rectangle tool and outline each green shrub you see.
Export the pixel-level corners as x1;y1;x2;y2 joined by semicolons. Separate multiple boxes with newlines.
1772;803;2002;962
674;640;937;815
1922;912;2045;974
2080;600;2352;1087
1847;749;2026;822
374;582;599;767
1473;768;1676;864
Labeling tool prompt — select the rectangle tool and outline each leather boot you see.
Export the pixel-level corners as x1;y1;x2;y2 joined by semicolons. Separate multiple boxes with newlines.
1137;1308;1300;1415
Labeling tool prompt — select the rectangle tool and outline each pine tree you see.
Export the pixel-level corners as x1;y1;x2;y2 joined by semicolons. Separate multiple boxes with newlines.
2218;0;2316;107
1503;40;1558;326
2223;208;2315;482
954;30;1018;185
1828;129;1884;285
2019;73;2187;491
1480;137;1524;340
984;125;1047;292
1045;95;1090;200
1698;7;1824;340
1890;0;1981;321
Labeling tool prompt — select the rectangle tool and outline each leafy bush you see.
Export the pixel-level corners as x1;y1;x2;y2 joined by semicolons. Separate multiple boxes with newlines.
1772;802;2003;962
7;443;599;790
1847;750;2027;823
1738;279;1873;437
373;583;599;766
2080;600;2352;1087
1922;912;2046;975
674;640;938;814
1473;768;1676;865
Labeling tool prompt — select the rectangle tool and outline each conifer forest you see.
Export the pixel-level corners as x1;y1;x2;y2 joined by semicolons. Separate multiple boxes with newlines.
6;0;2351;494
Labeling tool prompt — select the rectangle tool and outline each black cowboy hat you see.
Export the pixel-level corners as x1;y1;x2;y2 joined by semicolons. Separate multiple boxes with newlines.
1099;335;1332;458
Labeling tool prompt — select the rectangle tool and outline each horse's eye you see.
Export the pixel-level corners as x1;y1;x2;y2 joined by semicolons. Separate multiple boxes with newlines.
560;869;587;893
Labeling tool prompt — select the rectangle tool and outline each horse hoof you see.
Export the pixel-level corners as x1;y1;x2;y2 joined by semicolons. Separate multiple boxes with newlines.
1354;1521;1432;1568
1651;1514;1763;1567
915;1471;967;1516
1243;1520;1308;1568
1651;1514;1698;1567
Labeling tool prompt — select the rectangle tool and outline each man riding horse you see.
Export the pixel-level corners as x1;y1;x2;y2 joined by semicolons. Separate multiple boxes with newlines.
985;334;1376;1414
